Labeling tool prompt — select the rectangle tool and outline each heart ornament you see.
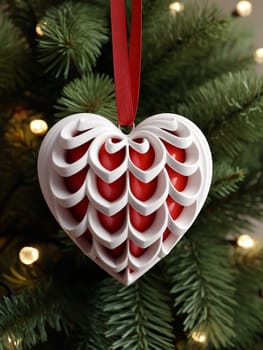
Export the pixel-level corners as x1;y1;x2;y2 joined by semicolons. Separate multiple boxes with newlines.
38;113;212;285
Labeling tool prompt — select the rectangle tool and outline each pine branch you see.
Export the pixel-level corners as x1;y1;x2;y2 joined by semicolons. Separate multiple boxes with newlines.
37;2;108;79
207;171;263;230
186;21;254;87
142;0;177;68
6;0;38;44
234;141;263;171
0;256;100;350
142;2;227;70
178;70;263;159
232;248;263;350
0;13;29;95
146;20;229;89
209;162;245;200
101;272;175;350
74;287;110;350
7;0;64;24
157;25;254;113
141;3;229;97
0;280;66;350
0;147;44;235
55;73;117;122
166;225;236;349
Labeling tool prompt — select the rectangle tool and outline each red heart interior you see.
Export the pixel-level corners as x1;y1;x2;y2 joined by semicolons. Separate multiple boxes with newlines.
64;136;187;259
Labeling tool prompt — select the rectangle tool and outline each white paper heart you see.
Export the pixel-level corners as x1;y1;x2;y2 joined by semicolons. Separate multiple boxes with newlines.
38;113;212;285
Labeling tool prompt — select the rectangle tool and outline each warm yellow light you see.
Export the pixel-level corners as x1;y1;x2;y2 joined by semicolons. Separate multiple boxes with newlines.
19;246;39;265
30;119;48;136
192;331;207;343
237;234;254;249
6;335;22;349
169;2;184;14
36;21;47;36
13;338;22;347
235;1;252;17
35;24;44;36
254;48;263;64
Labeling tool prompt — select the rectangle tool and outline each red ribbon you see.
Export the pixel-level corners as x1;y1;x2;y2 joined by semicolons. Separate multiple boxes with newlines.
110;0;142;126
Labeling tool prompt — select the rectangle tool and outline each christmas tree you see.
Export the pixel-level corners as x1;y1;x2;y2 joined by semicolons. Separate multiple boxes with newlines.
0;0;263;349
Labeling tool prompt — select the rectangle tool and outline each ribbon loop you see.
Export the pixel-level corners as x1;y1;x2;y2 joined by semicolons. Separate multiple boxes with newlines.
111;0;142;126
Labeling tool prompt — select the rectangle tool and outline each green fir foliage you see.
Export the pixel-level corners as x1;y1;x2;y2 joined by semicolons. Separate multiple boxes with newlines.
139;3;254;117
232;247;263;349
55;74;117;121
0;280;65;350
140;2;231;116
167;225;237;349
143;4;229;86
208;170;263;231
37;2;108;78
210;162;245;200
101;272;175;350
178;70;263;158
163;23;254;112
0;13;29;94
6;0;39;43
74;288;110;350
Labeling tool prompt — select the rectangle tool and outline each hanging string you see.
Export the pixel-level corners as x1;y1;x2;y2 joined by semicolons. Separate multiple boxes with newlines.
110;0;142;126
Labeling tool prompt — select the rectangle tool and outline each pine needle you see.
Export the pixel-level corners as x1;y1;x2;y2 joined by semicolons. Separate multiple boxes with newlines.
0;13;29;94
0;280;66;350
101;272;175;350
55;73;117;122
167;225;237;349
37;2;108;79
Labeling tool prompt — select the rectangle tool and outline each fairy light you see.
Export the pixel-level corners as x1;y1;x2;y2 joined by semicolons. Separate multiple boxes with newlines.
169;2;184;15
29;119;48;136
35;21;47;36
254;48;263;64
191;331;207;343
237;234;254;249
6;335;15;350
13;337;22;347
4;335;22;349
235;1;252;17
19;246;39;265
35;24;44;36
